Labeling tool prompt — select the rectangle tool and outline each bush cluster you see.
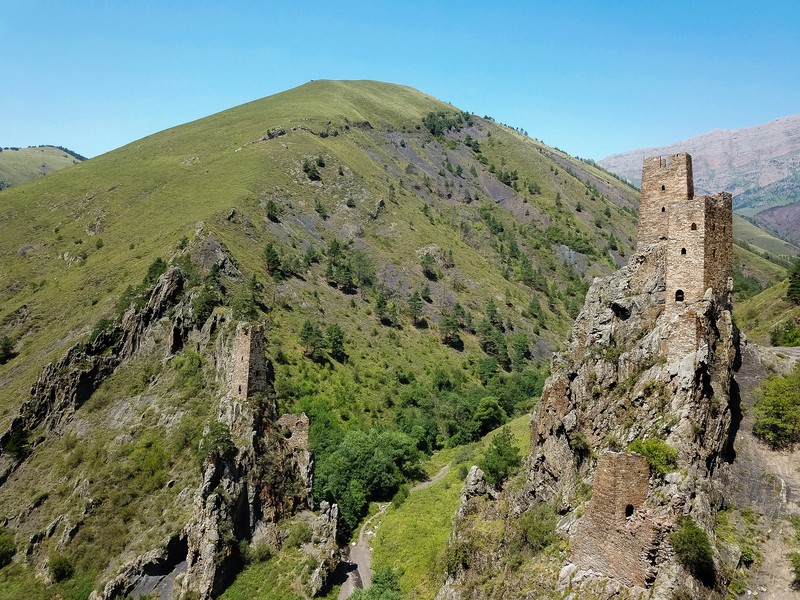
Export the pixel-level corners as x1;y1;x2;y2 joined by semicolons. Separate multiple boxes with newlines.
669;516;715;584
753;364;800;448
480;426;521;486
628;437;677;474
314;429;420;538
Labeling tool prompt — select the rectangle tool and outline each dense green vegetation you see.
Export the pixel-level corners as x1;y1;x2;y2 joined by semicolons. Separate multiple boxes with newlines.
753;364;800;448
479;426;522;485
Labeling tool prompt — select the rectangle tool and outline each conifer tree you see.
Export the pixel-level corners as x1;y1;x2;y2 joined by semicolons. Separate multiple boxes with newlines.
788;261;800;305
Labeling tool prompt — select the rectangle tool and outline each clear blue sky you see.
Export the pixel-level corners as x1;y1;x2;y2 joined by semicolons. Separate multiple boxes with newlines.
2;0;799;160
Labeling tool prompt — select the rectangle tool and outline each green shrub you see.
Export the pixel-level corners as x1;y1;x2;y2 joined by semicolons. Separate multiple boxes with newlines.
198;421;235;467
444;539;473;575
49;553;74;582
472;396;507;436
90;318;115;342
480;426;521;486
628;437;677;474
248;541;274;563
391;484;409;509
302;159;321;181
285;521;311;548
516;503;558;554
670;516;714;584
123;432;169;492
770;322;800;346
350;564;402;599
173;350;204;398
0;335;15;364
567;431;590;460
1;423;29;457
788;551;800;588
0;526;15;567
753;364;800;448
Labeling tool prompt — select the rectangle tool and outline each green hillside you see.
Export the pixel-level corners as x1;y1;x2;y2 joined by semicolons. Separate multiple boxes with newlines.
733;213;800;259
0;80;642;419
0;146;83;189
734;280;799;345
0;80;788;598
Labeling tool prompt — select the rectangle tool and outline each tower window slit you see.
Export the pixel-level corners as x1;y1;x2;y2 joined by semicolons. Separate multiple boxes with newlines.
681;248;686;255
691;223;697;230
661;185;665;191
675;290;684;302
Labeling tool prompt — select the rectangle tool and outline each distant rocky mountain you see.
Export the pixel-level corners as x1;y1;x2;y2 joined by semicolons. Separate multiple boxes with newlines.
598;115;800;217
751;200;800;246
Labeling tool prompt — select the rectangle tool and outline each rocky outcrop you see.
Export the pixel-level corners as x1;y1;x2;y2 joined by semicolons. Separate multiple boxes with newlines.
307;501;340;596
2;244;337;600
0;267;187;484
181;347;317;599
91;324;335;600
521;239;737;598
90;533;189;600
438;240;739;599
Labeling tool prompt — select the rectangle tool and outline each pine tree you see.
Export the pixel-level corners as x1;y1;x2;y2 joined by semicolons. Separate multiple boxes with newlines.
408;291;423;326
788;261;800;304
264;243;282;277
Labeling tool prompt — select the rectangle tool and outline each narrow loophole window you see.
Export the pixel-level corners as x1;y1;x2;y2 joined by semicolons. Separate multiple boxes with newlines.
681;248;687;255
625;504;634;518
661;207;665;213
675;290;684;302
691;223;697;230
661;185;665;191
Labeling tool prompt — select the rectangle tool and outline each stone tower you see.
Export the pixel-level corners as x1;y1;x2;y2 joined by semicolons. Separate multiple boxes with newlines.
230;323;270;400
637;153;732;360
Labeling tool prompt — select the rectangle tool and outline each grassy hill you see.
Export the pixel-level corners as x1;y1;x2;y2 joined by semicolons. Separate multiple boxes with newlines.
0;80;788;598
733;213;800;259
0;146;83;189
734;280;799;345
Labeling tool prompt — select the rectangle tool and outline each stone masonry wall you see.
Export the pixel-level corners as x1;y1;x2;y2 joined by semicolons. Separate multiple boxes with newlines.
637;154;694;250
665;194;707;308
230;323;270;400
704;193;733;298
571;452;666;588
637;152;732;363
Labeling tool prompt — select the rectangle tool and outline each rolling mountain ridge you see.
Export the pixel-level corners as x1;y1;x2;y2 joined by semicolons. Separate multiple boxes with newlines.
599;115;800;217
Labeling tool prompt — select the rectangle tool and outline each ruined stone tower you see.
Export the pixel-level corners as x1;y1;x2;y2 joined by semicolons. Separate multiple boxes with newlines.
231;323;270;400
638;153;732;360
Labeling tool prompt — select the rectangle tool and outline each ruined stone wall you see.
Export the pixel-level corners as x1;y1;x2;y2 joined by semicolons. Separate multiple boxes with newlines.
704;193;733;302
571;452;667;588
637;154;694;250
230;323;269;400
275;413;310;451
